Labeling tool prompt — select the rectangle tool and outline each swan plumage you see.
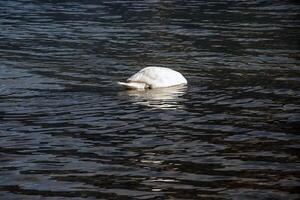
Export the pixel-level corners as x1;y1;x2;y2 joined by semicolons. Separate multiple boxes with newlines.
118;67;187;90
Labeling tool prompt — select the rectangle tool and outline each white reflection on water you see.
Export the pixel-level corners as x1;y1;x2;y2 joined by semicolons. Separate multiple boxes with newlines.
125;85;187;109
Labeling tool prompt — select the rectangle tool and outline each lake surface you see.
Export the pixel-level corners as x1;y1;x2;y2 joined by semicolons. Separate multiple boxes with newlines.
0;0;300;199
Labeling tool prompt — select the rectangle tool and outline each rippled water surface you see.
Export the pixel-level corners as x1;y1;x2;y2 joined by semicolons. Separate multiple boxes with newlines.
1;0;300;199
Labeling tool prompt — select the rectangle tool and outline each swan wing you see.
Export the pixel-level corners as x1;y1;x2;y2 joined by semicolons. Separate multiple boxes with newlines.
127;67;187;88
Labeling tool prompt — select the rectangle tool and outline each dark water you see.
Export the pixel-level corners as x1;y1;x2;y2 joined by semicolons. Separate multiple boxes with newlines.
1;0;300;199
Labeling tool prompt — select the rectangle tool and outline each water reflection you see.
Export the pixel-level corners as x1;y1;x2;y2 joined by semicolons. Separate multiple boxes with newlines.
124;85;187;109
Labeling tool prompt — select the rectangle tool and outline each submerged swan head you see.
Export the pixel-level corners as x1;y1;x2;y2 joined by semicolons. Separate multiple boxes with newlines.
118;67;187;90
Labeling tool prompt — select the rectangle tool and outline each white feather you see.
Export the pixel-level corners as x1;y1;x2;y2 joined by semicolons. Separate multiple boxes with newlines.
117;82;148;90
118;67;187;90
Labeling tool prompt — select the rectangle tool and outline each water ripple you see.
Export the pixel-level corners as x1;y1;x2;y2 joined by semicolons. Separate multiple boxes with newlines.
0;0;299;199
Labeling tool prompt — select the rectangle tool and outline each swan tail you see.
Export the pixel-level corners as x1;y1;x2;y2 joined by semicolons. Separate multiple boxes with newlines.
118;82;147;90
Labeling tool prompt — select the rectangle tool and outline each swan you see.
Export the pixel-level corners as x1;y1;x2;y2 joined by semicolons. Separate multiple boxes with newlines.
118;67;187;90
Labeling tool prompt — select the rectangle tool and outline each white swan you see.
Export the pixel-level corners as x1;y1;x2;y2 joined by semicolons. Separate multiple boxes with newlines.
118;67;187;90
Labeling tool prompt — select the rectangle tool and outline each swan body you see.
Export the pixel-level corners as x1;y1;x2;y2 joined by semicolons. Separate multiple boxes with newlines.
118;67;187;90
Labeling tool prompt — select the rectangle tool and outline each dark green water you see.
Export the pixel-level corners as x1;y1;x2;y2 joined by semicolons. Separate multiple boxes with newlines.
0;0;299;199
